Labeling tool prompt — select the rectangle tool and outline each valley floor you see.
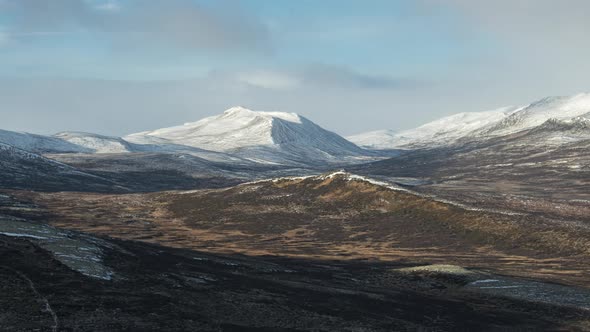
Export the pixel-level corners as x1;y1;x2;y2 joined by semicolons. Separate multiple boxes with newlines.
2;171;590;331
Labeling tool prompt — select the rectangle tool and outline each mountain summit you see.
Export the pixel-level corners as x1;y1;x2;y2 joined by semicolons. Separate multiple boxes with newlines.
125;106;375;165
126;106;305;151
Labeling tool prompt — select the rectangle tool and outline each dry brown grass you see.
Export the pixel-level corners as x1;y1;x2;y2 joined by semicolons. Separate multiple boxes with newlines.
11;175;590;287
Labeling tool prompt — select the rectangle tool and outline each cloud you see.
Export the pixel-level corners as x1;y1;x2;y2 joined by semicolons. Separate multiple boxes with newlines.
0;31;9;46
94;1;120;12
0;0;270;53
1;0;96;31
299;64;414;90
408;0;590;111
228;65;417;91
0;70;425;137
235;71;301;90
119;2;270;52
442;0;590;58
1;0;588;138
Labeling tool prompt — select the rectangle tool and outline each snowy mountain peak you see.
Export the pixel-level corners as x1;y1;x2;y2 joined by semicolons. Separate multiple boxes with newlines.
352;106;516;149
125;106;376;165
127;107;315;151
477;93;590;137
221;106;260;119
351;92;590;150
224;105;250;114
220;106;302;124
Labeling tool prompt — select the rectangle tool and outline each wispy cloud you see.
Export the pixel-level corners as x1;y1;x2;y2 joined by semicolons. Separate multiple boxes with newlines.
1;0;589;137
0;70;426;137
228;65;417;91
299;64;415;90
94;1;120;12
235;70;301;90
443;0;590;57
0;0;271;53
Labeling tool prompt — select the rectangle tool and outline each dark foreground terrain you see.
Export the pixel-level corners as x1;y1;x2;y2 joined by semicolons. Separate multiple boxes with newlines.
2;222;590;331
2;145;590;330
1;172;590;330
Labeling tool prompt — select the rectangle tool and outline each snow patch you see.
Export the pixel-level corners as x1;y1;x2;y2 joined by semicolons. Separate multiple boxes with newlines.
0;232;47;239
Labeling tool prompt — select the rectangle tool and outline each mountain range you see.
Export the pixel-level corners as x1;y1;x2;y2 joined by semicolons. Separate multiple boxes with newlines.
3;93;590;165
0;106;384;167
349;92;590;149
1;92;589;193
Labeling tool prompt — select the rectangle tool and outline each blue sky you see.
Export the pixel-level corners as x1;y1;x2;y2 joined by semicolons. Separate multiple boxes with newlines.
1;0;589;135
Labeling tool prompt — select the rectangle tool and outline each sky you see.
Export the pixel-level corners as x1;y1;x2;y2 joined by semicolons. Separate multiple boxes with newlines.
0;0;589;136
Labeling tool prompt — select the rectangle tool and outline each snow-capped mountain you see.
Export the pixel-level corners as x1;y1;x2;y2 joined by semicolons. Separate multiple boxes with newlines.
126;106;377;165
0;129;137;154
352;92;590;149
0;107;383;166
521;116;590;146
54;132;133;154
0;129;91;153
348;107;516;149
127;107;295;151
394;107;518;148
346;130;398;150
475;93;590;137
0;128;265;165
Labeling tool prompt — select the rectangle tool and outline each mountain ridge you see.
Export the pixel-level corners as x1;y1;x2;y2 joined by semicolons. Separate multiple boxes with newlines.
350;92;590;149
0;142;122;191
125;106;378;165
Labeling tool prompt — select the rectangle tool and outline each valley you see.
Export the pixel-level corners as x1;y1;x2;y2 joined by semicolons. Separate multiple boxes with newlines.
2;97;590;330
6;171;590;287
3;2;589;329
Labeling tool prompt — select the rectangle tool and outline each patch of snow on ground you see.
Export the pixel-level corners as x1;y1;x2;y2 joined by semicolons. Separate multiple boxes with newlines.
0;219;114;280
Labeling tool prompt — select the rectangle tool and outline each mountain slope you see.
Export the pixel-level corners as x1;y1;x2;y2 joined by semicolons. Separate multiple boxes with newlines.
54;132;134;153
393;107;517;148
0;127;272;166
0;143;121;192
0;129;91;153
126;106;378;165
351;107;517;149
0;129;138;154
347;129;398;150
476;93;590;137
353;92;590;149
